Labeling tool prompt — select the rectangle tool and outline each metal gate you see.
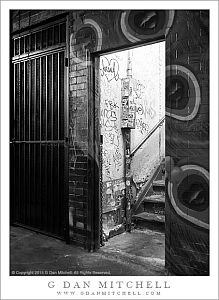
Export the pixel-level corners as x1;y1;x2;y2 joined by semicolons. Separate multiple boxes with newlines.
10;19;69;240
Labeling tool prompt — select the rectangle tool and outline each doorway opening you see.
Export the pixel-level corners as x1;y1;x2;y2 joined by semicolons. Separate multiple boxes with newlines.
97;41;165;241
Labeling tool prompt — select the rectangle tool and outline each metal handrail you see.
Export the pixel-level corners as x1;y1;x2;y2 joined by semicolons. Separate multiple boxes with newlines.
130;116;165;157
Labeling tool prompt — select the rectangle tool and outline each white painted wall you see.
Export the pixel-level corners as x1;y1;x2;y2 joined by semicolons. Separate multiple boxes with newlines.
99;41;165;218
130;41;165;151
130;42;165;184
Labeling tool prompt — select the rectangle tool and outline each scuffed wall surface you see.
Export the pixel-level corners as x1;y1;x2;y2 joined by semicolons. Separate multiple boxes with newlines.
165;10;209;275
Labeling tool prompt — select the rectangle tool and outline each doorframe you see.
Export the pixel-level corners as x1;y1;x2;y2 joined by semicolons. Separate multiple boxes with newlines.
89;36;166;249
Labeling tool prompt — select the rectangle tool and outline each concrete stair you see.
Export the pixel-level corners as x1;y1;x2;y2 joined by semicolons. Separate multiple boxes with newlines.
133;212;165;223
132;172;165;231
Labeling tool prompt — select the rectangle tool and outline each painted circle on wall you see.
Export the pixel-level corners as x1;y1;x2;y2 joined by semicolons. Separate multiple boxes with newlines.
75;26;97;52
166;65;201;121
168;164;209;229
120;10;175;42
178;174;209;212
71;18;102;54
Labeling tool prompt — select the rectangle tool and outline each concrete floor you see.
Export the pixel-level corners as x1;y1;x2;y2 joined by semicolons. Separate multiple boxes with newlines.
10;225;165;276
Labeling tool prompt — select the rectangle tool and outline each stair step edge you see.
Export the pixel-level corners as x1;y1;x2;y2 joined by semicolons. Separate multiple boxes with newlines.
153;180;165;187
133;212;165;223
143;195;165;203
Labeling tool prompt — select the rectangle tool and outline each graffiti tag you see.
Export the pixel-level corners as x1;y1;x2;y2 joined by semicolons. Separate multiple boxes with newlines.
100;57;120;82
135;118;149;135
113;148;123;172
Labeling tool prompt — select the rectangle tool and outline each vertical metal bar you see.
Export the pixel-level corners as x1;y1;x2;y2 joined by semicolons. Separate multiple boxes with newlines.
57;52;60;235
50;144;53;232
28;143;31;224
57;145;60;234
32;143;38;227
57;52;60;141
51;54;54;140
11;61;15;221
29;60;31;141
28;60;31;224
23;143;26;223
24;62;26;141
51;54;54;231
45;54;48;231
18;63;21;141
46;55;48;140
40;57;42;141
34;59;37;141
13;64;16;140
21;62;26;223
18;144;21;221
45;144;48;231
39;57;42;228
34;58;37;226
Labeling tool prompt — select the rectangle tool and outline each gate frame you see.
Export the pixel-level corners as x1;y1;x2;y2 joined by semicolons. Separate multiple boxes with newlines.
10;15;70;242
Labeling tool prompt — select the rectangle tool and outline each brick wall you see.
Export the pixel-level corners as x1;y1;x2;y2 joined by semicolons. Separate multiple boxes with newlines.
68;13;90;248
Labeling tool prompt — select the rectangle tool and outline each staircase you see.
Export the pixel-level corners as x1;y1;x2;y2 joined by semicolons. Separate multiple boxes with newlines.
132;162;165;231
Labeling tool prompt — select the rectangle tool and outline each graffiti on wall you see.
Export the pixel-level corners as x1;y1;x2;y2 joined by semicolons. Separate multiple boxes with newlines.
100;44;165;234
100;57;120;82
100;96;124;182
100;52;125;221
70;9;209;269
